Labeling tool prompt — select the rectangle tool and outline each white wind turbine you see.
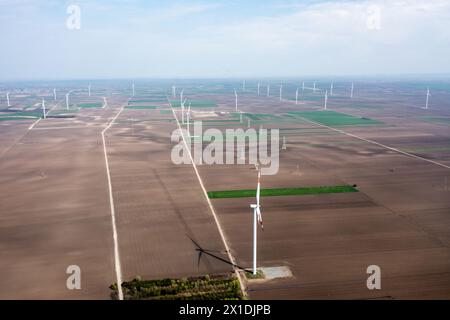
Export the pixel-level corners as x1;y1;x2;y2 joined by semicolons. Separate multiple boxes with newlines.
302;81;305;91
324;90;328;110
243;80;246;92
425;88;431;110
350;82;354;98
53;88;57;101
330;81;334;96
267;84;270;97
172;85;176;98
249;170;264;275
295;87;299;105
313;82;316;93
6;92;11;107
88;83;91;97
65;93;69;110
180;90;185;124
132;82;135;97
257;81;261;96
103;97;108;108
279;83;283;101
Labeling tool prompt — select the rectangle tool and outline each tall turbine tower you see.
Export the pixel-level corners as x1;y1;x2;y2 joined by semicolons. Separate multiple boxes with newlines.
65;93;69;110
324;90;328;110
267;84;270;97
350;82;354;98
6;92;11;107
279;83;283;101
302;81;305;91
172;85;176;98
249;170;264;275
88;83;91;97
53;88;57;101
257;81;260;96
330;81;334;96
313;82;316;93
295;88;299;105
425;88;431;109
132;82;135;97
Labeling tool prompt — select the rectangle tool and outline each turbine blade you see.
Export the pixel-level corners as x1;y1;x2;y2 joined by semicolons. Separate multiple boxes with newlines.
256;207;264;230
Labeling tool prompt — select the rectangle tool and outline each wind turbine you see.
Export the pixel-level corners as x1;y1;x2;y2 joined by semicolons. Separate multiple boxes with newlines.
132;82;135;97
88;83;91;97
302;81;305;91
267;84;270;97
53;88;57;101
243;80;246;92
42;99;46;119
172;85;176;98
350;82;354;98
65;93;69;110
279;83;283;101
257;81;260;96
324;90;328;110
249;170;264;275
313;82;316;93
6;92;10;107
425;88;431;110
234;88;238;112
330;81;334;96
103;97;108;108
295;88;299;105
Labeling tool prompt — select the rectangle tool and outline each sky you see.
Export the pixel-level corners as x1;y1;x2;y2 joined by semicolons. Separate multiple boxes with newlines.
0;0;449;80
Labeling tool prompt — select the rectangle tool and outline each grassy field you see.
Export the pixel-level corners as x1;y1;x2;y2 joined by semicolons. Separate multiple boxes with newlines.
287;110;383;126
208;185;358;199
129;99;167;103
77;103;103;108
0;111;42;121
110;274;243;300
126;105;159;110
170;100;217;108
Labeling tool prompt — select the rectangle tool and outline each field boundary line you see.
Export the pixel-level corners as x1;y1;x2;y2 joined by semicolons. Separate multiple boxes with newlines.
167;98;247;297
102;106;125;300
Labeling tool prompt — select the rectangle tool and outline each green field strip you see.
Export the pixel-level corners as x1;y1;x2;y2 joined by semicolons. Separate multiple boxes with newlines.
129;99;167;103
77;103;103;108
208;185;358;199
126;105;159;110
287;110;383;126
170;100;217;108
111;274;242;300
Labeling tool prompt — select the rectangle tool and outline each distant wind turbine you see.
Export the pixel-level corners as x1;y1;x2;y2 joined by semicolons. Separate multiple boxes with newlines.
313;82;316;93
172;85;176;98
324;90;328;110
425;88;431;109
132;82;135;97
350;82;354;98
267;84;270;97
243;80;246;92
53;88;57;101
257;81;260;96
65;93;69;110
295;88;299;105
103;97;108;108
6;92;10;107
279;83;283;101
330;81;334;96
302;81;305;91
88;83;91;97
187;102;191;136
